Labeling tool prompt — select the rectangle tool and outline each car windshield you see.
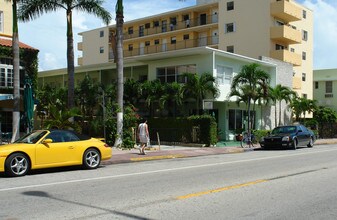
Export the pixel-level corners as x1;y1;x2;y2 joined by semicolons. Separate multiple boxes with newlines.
15;130;48;144
272;126;297;135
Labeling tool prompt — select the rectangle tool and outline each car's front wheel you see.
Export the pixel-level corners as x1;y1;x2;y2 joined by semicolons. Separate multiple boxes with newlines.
5;153;30;177
83;148;101;169
292;139;297;150
307;137;314;148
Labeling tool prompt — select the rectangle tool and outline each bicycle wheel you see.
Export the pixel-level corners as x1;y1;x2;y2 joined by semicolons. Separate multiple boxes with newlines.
240;137;249;148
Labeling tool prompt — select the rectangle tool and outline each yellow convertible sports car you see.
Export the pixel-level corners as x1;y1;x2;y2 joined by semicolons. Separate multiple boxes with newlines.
0;130;112;177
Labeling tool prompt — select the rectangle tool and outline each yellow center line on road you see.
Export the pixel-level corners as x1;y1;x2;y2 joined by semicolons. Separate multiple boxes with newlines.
130;154;185;161
176;179;268;200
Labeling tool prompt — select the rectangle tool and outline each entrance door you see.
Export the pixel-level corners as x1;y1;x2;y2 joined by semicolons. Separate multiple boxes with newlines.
200;13;207;25
198;32;207;46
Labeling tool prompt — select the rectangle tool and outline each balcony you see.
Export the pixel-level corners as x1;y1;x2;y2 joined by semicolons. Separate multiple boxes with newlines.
109;36;218;60
77;42;83;51
292;76;302;90
270;25;301;44
123;14;218;40
270;49;302;66
78;57;83;66
271;0;302;23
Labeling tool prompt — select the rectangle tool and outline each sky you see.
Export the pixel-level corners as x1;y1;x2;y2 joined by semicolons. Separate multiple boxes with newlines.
18;0;337;71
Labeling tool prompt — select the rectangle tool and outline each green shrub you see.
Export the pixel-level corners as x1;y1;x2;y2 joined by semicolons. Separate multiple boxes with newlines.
253;130;270;143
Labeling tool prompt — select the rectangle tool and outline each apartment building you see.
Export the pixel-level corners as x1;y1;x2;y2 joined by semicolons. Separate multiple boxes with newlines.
0;0;39;133
0;0;12;36
39;0;312;139
313;69;337;112
77;0;313;99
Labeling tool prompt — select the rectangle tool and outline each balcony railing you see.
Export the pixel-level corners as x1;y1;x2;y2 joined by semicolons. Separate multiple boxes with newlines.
123;14;218;40
292;76;302;90
270;49;302;66
270;0;302;22
109;36;218;60
270;25;301;44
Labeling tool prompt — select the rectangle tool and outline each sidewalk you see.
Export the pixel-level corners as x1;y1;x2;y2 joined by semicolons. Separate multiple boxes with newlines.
102;138;337;165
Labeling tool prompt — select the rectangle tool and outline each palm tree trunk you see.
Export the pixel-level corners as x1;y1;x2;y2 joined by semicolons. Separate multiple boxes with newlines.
11;0;20;142
279;101;282;126
66;9;75;109
114;0;124;147
274;102;277;128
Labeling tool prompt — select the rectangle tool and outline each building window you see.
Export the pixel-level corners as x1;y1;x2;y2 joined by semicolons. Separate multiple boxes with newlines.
145;41;150;46
302;51;306;60
315;81;318;89
153;21;159;27
171;36;176;44
128;27;133;35
128;44;133;51
302;73;306;81
100;30;104;37
303;10;307;19
227;45;234;53
228;110;255;131
154;39;160;45
326;81;333;93
145;23;150;29
99;47;104;53
276;44;285;50
0;66;13;87
290;48;295;52
162;20;167;32
227;1;234;11
216;65;233;85
302;94;307;99
0;11;3;32
139;25;144;37
302;30;308;41
183;34;189;40
225;23;235;33
156;65;196;83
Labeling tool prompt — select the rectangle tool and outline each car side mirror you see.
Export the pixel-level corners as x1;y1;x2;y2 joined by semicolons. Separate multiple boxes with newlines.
42;139;53;144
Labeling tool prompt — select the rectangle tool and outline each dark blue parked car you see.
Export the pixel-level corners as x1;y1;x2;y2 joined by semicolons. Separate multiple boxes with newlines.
259;124;315;150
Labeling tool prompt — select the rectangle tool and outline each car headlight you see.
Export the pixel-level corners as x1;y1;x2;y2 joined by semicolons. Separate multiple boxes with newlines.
282;136;290;142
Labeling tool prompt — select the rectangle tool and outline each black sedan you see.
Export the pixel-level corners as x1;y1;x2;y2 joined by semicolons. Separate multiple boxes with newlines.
259;125;315;150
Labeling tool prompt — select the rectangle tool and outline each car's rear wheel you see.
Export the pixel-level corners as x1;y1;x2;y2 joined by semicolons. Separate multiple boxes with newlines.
5;153;30;177
292;139;297;150
307;137;314;148
83;148;101;169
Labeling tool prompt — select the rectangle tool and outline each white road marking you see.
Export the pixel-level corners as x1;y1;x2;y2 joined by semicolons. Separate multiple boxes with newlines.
1;148;337;192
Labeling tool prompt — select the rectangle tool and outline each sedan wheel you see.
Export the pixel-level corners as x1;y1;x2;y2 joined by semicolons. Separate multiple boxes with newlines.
292;139;297;150
307;138;314;148
83;148;101;169
5;153;30;177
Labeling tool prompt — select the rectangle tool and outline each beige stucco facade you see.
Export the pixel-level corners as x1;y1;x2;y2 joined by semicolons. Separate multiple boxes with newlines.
0;0;12;36
313;69;337;112
77;0;313;99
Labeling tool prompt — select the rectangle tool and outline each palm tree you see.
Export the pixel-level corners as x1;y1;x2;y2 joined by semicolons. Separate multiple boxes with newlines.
114;0;124;147
18;0;111;109
230;63;270;135
269;85;295;126
290;97;317;122
141;80;164;116
6;0;21;142
159;82;184;117
183;73;219;115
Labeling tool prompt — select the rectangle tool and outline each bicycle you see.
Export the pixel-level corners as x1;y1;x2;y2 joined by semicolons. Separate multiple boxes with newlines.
240;131;255;148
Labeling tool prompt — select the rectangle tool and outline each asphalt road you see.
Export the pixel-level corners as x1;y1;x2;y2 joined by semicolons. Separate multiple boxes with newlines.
1;144;337;219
